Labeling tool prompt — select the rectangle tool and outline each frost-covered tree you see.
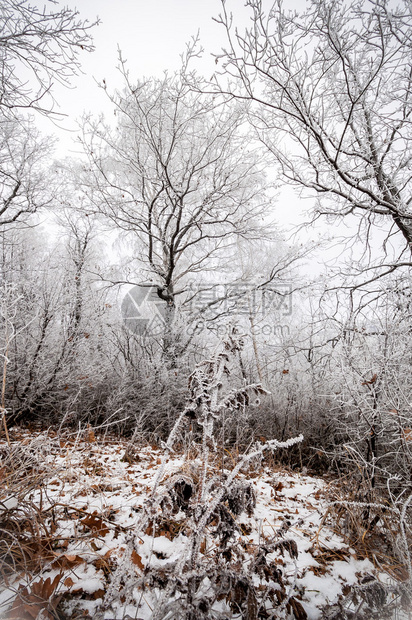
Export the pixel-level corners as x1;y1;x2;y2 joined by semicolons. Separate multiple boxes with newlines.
0;219;113;426
216;0;412;281
79;50;275;361
0;115;53;227
0;0;98;116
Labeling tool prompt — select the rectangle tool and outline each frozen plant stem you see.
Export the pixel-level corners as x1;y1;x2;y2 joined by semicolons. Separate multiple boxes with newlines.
1;342;10;447
399;492;412;586
151;329;303;619
99;329;304;620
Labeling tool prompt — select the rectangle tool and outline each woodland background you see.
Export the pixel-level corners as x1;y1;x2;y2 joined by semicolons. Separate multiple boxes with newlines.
0;0;411;617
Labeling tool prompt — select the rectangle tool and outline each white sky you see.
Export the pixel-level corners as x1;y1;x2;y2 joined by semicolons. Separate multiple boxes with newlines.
40;0;311;154
39;0;233;152
34;0;340;260
29;0;404;286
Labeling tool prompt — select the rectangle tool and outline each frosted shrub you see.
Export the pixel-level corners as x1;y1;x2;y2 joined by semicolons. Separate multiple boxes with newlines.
97;329;304;619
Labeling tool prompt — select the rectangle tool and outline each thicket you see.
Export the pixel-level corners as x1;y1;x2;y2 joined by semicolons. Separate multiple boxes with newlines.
0;0;411;612
1;327;410;619
1;233;411;604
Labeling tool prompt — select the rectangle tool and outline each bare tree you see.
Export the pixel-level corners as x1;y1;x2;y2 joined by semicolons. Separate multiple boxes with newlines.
0;0;99;115
0;218;113;426
0;115;53;226
79;53;276;360
81;57;272;302
215;0;412;279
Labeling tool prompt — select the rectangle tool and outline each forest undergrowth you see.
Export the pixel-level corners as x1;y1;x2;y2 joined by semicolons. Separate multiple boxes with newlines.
0;427;411;619
0;332;411;620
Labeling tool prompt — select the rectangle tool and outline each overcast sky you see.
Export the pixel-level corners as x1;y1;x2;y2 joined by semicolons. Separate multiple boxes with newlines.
36;0;317;238
42;0;312;152
40;0;231;152
32;0;401;277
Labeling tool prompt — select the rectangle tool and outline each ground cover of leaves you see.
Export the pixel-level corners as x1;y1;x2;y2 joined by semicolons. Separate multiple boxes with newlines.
0;428;409;619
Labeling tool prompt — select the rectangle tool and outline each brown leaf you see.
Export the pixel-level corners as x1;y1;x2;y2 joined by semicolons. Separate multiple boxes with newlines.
288;597;308;619
93;549;114;575
403;428;412;442
131;549;144;570
362;373;377;385
33;574;61;600
86;424;96;443
273;481;284;493
81;512;109;537
52;553;85;570
92;588;105;599
7;574;62;620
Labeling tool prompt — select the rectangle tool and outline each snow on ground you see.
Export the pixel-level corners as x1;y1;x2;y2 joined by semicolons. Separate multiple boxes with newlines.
0;429;407;619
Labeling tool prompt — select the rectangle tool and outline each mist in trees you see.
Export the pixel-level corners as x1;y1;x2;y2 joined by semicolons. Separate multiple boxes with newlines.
0;0;411;617
215;0;412;280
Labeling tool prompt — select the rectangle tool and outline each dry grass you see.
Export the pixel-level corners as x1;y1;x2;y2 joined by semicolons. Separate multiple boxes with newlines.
1;427;411;620
316;476;412;619
323;478;410;576
0;436;59;580
0;426;120;614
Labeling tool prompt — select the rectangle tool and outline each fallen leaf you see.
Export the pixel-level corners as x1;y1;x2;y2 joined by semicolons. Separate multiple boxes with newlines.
131;549;144;570
7;574;62;620
92;588;105;599
81;512;110;537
